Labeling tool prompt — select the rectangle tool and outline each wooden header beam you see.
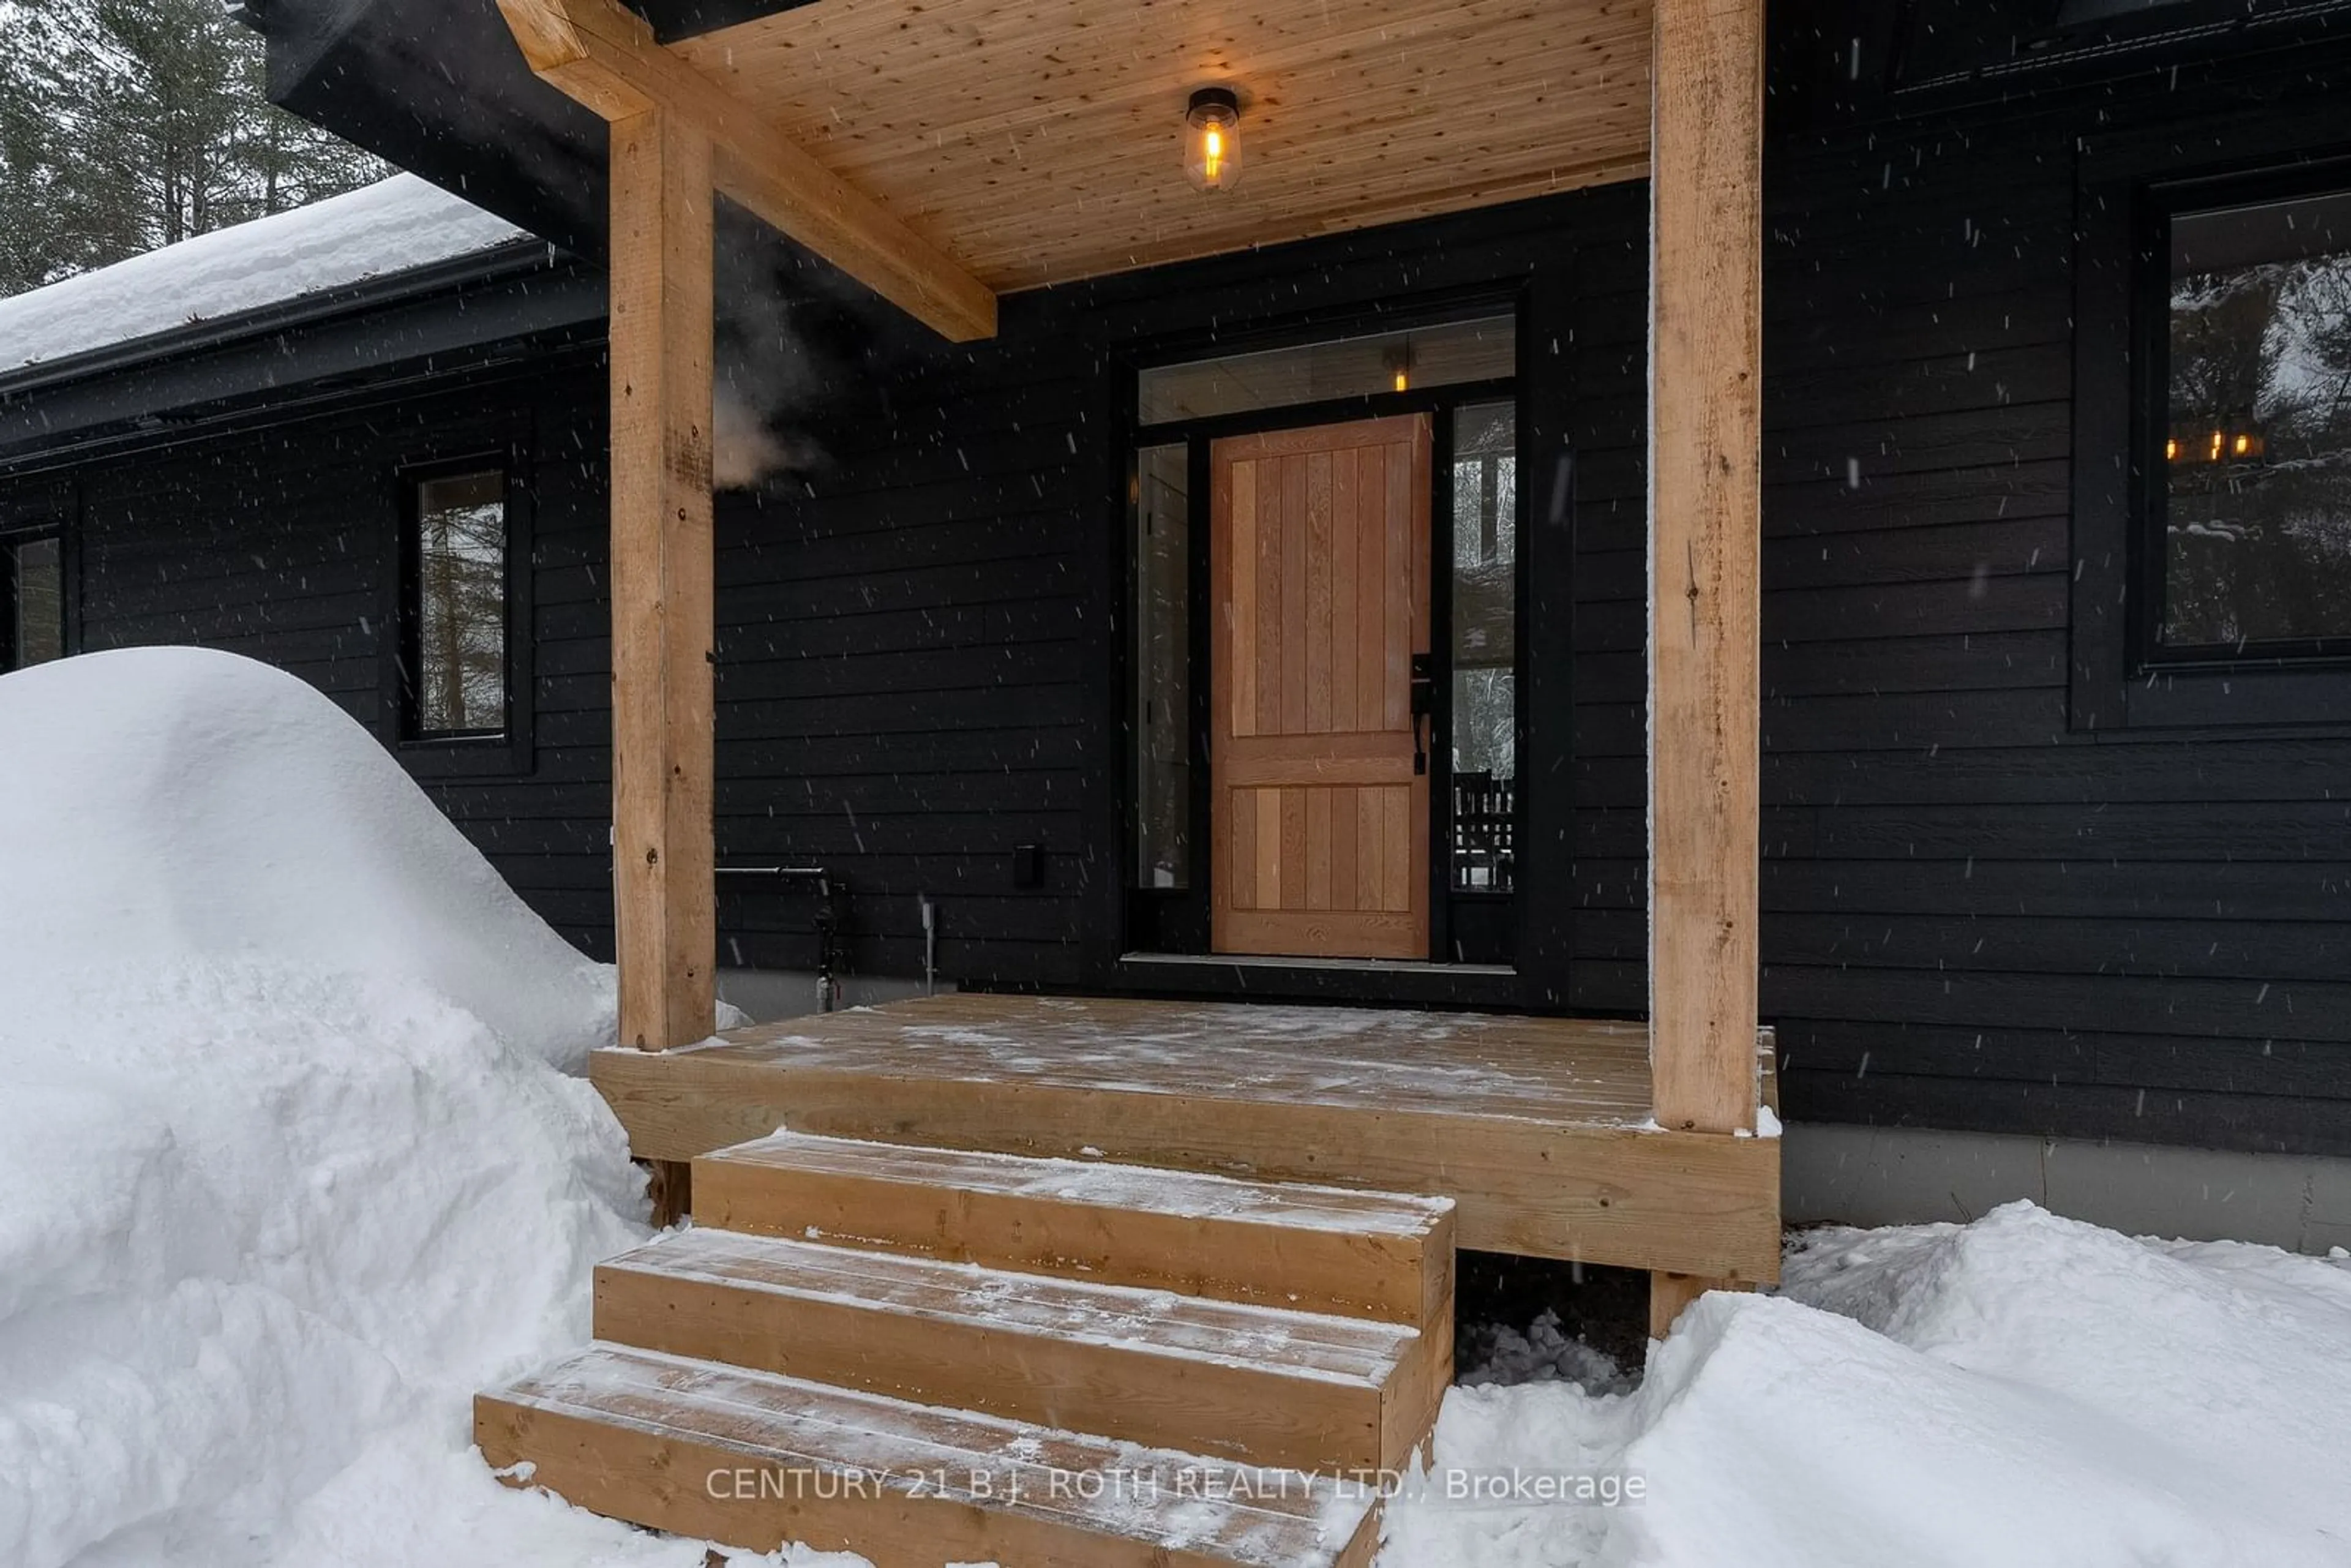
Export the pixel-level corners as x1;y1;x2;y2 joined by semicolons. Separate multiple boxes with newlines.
498;0;997;342
1646;0;1768;1335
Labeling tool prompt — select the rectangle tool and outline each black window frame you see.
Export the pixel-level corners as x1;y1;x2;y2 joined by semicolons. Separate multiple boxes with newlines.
2135;164;2351;669
0;481;77;676
2072;121;2351;733
389;446;536;776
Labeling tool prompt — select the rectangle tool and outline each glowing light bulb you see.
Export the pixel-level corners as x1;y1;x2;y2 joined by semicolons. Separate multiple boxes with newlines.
1185;88;1243;193
1382;344;1413;393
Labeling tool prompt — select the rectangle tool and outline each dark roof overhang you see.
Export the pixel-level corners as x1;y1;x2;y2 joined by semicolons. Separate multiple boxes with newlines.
0;247;605;470
238;0;610;260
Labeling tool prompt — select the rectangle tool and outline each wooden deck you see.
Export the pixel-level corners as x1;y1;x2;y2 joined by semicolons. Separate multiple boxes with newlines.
592;994;1782;1283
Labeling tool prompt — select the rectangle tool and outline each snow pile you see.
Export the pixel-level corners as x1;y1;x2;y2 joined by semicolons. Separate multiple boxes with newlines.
10;653;2351;1568
1457;1308;1632;1396
0;647;612;1065
0;175;527;377
0;648;664;1567
1388;1202;2351;1567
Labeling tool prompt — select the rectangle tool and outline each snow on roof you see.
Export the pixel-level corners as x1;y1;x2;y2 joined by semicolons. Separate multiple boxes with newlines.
0;174;532;380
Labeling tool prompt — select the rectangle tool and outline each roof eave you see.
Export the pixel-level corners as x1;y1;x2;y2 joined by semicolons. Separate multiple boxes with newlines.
0;238;561;402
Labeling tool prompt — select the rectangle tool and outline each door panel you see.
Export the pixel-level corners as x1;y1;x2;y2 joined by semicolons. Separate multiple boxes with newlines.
1210;415;1431;959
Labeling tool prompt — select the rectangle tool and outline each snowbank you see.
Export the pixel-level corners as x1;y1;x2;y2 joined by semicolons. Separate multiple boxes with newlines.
1389;1201;2351;1567
0;648;661;1567
9;654;2351;1568
0;646;608;1066
0;175;527;377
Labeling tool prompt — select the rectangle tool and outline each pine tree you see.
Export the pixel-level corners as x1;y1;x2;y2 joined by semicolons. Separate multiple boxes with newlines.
0;0;384;296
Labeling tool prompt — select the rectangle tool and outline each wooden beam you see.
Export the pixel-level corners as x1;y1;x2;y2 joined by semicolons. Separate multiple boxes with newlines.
609;108;717;1051
1647;0;1768;1335
495;0;996;341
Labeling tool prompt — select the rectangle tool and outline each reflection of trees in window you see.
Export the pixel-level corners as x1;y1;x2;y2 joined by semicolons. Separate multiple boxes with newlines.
1451;403;1516;893
2163;191;2351;652
1133;445;1190;888
1452;403;1516;779
413;471;506;735
6;535;64;671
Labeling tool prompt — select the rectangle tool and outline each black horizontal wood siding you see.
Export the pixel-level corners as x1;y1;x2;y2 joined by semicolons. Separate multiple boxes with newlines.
1568;45;2351;1157
7;26;2350;1159
697;193;1612;994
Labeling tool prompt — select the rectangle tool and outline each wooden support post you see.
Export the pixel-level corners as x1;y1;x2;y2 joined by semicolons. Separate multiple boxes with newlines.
608;108;717;1052
1646;0;1766;1340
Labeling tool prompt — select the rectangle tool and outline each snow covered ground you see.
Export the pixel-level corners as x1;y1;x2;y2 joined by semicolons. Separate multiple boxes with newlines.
0;648;667;1567
1404;1206;2351;1566
4;648;2349;1567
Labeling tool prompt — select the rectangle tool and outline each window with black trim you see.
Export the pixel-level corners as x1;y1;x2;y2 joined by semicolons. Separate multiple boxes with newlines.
2;530;66;675
2149;182;2351;661
402;467;510;740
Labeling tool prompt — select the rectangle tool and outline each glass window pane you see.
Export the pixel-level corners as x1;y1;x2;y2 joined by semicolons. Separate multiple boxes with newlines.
413;470;508;736
2161;188;2351;651
1139;315;1515;425
10;535;64;670
1450;402;1515;892
1133;444;1191;888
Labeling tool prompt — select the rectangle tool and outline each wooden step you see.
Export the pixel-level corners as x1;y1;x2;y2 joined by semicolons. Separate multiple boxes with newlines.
693;1130;1455;1326
594;1226;1445;1474
477;1343;1381;1568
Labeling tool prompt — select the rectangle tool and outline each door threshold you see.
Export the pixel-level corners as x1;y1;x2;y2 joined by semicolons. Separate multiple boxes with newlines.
1121;951;1515;977
1112;951;1523;1007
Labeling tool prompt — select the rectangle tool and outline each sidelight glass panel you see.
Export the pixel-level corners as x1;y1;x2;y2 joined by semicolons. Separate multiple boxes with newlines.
1450;402;1517;891
1133;444;1191;888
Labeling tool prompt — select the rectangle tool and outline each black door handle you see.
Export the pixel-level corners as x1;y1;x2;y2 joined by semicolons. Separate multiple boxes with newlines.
1410;652;1435;776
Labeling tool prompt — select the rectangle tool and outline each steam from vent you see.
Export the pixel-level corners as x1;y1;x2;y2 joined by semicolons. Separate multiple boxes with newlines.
711;238;823;490
273;0;831;491
713;387;798;490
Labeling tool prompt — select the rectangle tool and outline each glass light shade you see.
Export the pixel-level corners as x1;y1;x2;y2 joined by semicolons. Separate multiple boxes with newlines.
1185;92;1242;192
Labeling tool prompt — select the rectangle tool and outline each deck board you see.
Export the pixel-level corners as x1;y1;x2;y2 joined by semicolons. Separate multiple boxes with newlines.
726;996;1671;1118
591;994;1782;1282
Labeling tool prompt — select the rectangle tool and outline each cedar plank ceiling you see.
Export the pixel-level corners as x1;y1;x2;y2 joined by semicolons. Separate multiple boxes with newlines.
671;0;1653;292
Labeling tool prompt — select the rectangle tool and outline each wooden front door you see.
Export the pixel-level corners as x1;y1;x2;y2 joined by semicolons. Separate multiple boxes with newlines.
1210;415;1432;959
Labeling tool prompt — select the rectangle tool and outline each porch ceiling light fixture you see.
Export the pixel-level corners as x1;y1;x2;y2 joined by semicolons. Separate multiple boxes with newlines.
1185;86;1243;193
1383;343;1413;393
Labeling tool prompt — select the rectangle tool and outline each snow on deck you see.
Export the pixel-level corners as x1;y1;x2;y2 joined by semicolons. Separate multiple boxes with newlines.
0;174;530;378
707;992;1714;1125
